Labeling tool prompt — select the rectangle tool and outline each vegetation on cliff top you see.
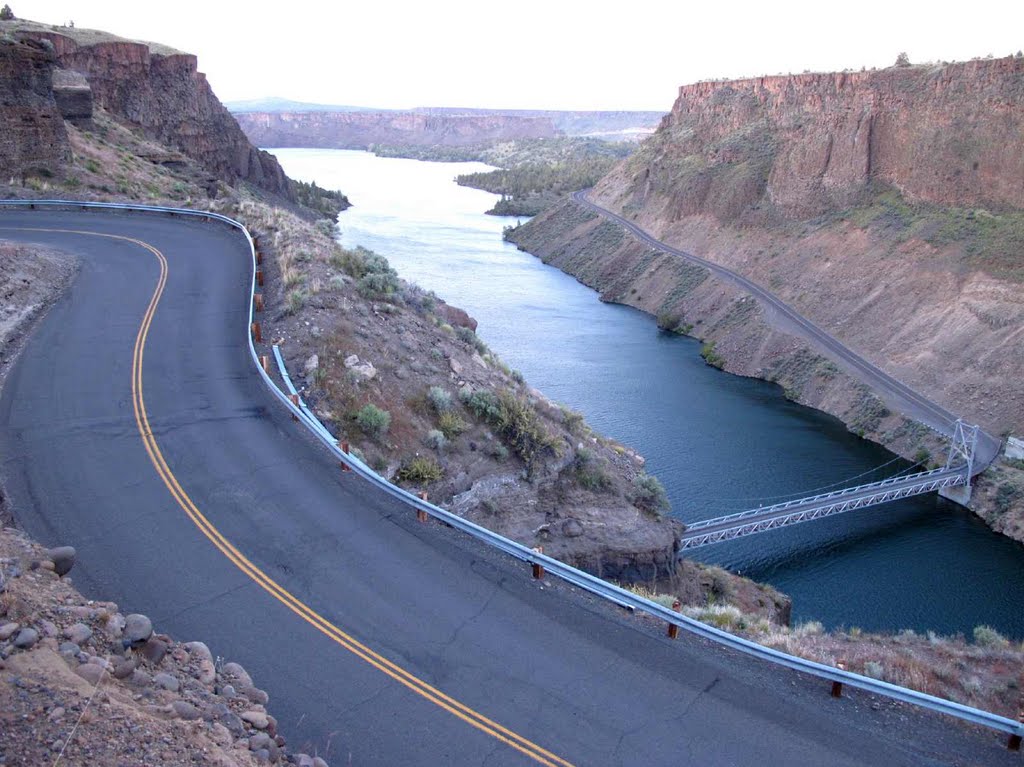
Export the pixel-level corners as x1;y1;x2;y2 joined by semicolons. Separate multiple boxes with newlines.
375;137;635;216
292;178;350;220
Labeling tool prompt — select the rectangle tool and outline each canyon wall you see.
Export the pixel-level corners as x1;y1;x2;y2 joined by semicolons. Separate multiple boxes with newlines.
234;110;559;149
0;38;70;178
596;57;1024;222
7;23;293;199
514;58;1024;450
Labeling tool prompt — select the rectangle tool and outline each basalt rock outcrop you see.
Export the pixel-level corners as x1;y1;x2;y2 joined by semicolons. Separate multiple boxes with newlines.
600;56;1024;222
0;37;70;179
5;22;293;199
234;110;559;150
51;67;92;126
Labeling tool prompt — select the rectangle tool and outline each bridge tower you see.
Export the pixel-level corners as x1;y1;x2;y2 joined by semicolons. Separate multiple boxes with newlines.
940;419;979;505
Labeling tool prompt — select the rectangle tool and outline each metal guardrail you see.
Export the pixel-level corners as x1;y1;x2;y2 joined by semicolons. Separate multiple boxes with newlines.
3;199;1021;746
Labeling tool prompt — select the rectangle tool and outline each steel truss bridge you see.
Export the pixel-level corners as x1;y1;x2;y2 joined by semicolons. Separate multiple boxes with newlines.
679;420;980;551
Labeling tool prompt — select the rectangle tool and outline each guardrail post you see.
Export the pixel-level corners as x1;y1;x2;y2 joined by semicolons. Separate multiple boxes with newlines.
417;492;429;523
1009;713;1023;751
288;393;300;420
255;249;263;265
254;294;264;312
339;441;351;472
531;547;544;580
251;322;262;343
256;269;264;287
260;355;270;373
667;599;681;639
831;661;846;698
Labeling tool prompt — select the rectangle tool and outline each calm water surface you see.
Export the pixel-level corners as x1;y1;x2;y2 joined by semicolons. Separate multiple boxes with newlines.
272;148;1024;638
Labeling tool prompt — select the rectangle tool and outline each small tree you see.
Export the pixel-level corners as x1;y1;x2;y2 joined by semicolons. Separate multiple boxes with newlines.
895;52;911;67
0;5;15;21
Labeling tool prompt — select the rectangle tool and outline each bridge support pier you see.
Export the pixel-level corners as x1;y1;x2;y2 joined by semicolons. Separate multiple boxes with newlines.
939;483;972;506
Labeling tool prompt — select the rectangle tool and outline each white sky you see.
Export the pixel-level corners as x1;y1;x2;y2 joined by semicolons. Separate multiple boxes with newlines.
14;0;1024;111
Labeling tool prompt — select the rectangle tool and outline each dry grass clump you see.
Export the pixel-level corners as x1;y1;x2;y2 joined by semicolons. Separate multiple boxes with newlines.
632;580;1024;718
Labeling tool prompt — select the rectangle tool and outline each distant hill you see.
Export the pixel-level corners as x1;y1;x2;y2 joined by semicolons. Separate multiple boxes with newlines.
227;99;663;138
225;97;389;113
412;107;664;137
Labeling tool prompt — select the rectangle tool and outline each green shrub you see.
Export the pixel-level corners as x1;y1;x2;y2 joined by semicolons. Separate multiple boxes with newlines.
424;429;447;451
561;406;585;435
973;625;1010;648
700;341;725;369
427;386;453;413
631;473;669;513
455;326;488;354
437;411;468;439
354;404;390;438
357;270;400;300
460;388;502;421
574;449;612;492
285;288;306;315
396;456;443;484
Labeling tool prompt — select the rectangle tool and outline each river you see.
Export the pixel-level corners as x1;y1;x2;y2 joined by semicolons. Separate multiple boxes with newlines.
271;148;1024;638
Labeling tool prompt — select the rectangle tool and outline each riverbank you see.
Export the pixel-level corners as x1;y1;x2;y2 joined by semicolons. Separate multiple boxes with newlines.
504;197;1024;546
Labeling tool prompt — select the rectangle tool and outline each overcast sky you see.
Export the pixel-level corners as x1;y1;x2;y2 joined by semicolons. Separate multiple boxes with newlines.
16;0;1024;111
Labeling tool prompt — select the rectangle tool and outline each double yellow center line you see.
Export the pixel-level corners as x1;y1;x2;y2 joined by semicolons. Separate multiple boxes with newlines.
12;225;575;767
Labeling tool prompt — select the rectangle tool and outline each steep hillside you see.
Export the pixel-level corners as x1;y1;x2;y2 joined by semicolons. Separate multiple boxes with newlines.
234;110;558;149
1;19;293;199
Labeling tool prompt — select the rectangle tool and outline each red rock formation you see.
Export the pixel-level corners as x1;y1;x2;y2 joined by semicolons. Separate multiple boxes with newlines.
18;31;293;200
600;57;1024;221
234;110;559;149
0;38;70;179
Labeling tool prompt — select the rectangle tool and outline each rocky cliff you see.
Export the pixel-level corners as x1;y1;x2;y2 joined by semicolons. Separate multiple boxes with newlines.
0;37;70;179
3;20;293;199
234;110;559;149
601;56;1024;222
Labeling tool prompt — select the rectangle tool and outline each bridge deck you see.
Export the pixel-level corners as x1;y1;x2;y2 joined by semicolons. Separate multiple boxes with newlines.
679;466;967;551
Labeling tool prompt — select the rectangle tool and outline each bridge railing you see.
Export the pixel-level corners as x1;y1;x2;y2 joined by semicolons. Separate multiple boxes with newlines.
4;199;1020;747
684;465;963;532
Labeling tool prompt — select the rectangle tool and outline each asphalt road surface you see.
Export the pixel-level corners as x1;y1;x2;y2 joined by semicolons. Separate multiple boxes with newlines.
0;208;1015;766
572;191;1001;472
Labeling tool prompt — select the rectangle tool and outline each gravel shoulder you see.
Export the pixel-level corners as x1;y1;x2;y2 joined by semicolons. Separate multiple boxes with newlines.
0;241;79;527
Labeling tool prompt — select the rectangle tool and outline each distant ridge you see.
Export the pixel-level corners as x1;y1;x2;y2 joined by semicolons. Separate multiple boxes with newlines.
225;97;388;113
227;99;664;137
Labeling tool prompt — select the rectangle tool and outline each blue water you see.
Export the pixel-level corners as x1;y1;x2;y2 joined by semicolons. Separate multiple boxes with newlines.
271;148;1024;638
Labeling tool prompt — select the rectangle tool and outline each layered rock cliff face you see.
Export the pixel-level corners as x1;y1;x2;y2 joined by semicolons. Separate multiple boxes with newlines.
603;56;1024;222
7;23;292;199
511;58;1024;459
0;37;70;178
234;110;559;149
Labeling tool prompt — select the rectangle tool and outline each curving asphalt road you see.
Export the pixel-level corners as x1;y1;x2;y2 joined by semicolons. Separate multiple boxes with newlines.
0;208;1015;766
572;191;1001;472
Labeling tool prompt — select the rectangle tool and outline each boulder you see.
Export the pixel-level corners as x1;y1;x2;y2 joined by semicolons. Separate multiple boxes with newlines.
46;546;76;576
123;614;153;644
13;627;39;649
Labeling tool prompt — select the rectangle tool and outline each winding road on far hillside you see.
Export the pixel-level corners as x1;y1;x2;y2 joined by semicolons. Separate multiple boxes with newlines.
572;191;1001;472
0;207;1014;766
